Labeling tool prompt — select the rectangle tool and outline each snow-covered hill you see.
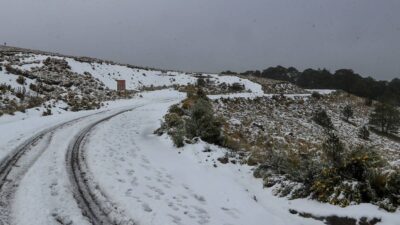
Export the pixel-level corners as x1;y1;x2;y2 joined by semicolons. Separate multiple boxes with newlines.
0;46;263;118
2;46;398;225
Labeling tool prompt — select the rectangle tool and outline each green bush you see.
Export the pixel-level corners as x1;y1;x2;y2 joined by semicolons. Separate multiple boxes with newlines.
158;87;224;147
186;98;223;145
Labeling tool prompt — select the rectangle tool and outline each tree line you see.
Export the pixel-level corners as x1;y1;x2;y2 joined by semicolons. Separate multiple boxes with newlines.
223;66;400;105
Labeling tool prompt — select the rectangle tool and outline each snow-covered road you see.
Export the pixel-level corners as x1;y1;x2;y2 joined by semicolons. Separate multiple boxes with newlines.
0;90;184;225
82;92;400;225
82;98;323;225
0;89;399;225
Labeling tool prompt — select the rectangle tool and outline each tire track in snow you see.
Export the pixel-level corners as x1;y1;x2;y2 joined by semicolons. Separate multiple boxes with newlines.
66;99;176;225
0;111;108;225
66;108;138;225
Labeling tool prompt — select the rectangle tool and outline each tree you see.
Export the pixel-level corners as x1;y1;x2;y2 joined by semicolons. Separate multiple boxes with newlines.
369;103;400;133
313;109;334;130
342;105;354;121
358;126;370;140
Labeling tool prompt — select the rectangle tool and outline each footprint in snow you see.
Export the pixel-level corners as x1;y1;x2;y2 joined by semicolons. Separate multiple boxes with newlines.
126;169;135;176
140;164;150;169
168;214;182;225
125;188;133;196
142;203;152;212
117;178;126;183
130;177;138;186
193;194;206;203
221;207;240;219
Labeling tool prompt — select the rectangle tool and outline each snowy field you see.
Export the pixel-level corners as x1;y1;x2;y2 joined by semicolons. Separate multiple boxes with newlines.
1;50;399;224
3;53;264;93
82;90;399;225
0;89;398;224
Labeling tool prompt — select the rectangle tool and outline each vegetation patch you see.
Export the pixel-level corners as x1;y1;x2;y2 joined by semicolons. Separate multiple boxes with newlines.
156;86;224;147
210;91;400;212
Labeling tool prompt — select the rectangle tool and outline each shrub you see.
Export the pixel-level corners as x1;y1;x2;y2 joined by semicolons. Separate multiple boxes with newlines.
197;78;206;87
186;98;223;145
27;96;44;108
385;170;400;210
165;113;184;128
342;105;354;121
322;132;345;168
267;148;320;186
341;146;386;181
365;98;373;106
358;126;370;140
42;109;52;116
311;91;322;99
16;76;25;85
15;87;26;100
158;87;224;147
310;146;386;207
229;83;245;92
171;126;185;147
313;109;334;130
259;131;400;210
169;104;184;116
29;83;38;92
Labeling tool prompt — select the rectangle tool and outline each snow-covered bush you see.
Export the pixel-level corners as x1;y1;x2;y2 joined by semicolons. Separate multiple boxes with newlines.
185;98;224;145
313;109;334;130
311;91;322;99
16;75;26;85
358;126;370;140
341;105;354;121
156;87;224;147
258;133;400;211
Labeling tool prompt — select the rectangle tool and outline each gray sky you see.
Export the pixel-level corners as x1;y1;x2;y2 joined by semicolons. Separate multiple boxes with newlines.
1;0;400;80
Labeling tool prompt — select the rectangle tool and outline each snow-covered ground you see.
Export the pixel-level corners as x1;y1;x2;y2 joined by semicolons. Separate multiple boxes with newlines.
2;52;263;93
0;89;399;225
82;90;399;225
66;57;264;93
3;90;183;225
1;50;398;225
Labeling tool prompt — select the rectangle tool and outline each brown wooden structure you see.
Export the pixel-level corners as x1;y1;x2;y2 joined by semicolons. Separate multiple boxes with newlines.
116;80;126;96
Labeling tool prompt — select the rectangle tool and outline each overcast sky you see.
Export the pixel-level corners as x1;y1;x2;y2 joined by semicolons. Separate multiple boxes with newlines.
1;0;400;80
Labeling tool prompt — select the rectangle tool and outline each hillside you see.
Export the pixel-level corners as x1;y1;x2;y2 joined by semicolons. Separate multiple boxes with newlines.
0;46;263;119
0;46;399;225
